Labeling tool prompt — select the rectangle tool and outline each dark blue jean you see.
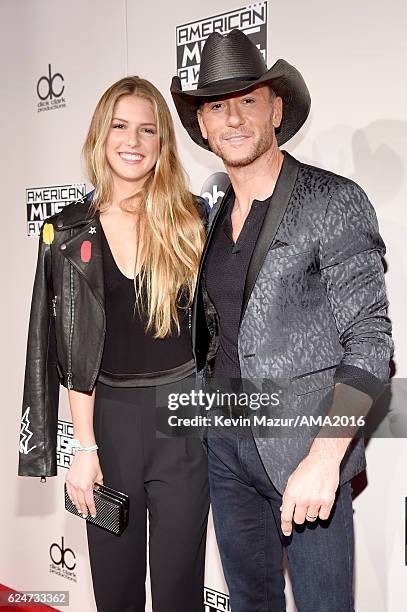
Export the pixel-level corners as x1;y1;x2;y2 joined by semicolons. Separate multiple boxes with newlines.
205;426;355;612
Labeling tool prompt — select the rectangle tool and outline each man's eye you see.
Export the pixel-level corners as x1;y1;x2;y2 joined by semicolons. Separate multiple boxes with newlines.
243;98;255;104
211;103;223;110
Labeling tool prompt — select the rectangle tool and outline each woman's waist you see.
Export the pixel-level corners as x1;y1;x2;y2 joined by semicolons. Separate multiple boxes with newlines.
97;358;196;388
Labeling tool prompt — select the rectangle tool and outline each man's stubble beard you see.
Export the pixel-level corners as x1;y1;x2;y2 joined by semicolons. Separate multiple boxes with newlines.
207;122;275;168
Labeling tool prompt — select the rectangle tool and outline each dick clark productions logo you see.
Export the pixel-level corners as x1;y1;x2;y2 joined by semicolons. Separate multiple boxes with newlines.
36;64;67;112
49;536;77;582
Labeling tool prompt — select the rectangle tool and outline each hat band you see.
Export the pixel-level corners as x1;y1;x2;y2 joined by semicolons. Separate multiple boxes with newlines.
198;74;263;90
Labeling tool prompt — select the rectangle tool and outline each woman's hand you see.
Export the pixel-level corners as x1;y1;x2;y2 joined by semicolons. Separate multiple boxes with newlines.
65;451;103;518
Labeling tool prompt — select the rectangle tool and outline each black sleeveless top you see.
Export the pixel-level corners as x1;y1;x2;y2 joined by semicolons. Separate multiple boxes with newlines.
98;224;195;386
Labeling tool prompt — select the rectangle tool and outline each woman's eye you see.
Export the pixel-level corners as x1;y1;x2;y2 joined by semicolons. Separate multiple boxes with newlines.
112;123;126;129
211;103;223;111
142;127;156;134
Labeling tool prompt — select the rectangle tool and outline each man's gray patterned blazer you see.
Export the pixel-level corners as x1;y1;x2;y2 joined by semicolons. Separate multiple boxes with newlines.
191;151;394;494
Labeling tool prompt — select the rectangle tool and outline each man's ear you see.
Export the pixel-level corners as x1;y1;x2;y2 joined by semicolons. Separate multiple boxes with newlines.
273;96;283;129
197;108;208;140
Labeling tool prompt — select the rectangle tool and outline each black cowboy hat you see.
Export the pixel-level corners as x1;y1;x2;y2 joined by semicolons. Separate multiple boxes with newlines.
171;28;311;150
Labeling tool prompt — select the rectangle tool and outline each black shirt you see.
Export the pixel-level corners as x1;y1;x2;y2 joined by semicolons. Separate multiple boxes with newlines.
204;190;270;380
99;224;194;377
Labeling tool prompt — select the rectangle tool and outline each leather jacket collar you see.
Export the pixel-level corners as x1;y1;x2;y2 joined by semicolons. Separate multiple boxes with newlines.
54;191;97;229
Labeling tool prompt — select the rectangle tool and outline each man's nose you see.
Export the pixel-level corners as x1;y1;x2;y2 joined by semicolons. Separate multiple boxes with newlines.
225;101;244;127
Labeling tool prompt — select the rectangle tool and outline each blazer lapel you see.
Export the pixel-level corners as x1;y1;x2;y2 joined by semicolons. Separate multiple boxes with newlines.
240;151;300;324
59;211;105;311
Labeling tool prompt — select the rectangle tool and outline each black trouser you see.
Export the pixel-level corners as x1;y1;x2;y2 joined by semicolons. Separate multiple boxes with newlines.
86;380;210;612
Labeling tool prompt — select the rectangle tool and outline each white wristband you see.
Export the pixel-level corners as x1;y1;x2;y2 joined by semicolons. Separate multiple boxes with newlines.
67;438;98;452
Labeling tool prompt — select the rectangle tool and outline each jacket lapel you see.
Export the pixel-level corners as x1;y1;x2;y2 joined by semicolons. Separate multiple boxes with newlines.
240;151;300;324
56;199;105;311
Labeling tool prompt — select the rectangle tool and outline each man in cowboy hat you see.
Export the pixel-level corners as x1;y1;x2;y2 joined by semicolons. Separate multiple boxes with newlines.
171;29;393;611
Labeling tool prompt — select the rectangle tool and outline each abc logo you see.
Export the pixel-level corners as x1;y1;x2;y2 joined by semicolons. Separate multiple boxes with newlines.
201;172;230;209
49;536;76;570
37;64;65;101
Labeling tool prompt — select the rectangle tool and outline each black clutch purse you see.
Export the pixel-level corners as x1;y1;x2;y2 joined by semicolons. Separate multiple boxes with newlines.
64;482;129;536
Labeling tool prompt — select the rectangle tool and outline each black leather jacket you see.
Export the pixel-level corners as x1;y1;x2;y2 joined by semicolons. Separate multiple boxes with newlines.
18;192;208;481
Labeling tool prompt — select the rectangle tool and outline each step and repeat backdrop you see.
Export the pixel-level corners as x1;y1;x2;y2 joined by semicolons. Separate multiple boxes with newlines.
1;0;407;610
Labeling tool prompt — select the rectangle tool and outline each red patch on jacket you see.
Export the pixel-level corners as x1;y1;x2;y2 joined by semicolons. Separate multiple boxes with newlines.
81;240;92;263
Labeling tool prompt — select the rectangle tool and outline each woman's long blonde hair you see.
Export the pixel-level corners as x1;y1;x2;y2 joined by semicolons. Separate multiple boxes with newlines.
83;76;206;338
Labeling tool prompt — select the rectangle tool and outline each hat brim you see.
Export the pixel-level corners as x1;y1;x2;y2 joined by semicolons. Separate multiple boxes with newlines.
171;59;311;149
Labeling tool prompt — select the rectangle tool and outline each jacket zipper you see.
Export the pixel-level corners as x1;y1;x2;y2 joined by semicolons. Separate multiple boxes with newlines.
67;254;75;390
188;306;192;330
64;225;106;391
52;295;57;317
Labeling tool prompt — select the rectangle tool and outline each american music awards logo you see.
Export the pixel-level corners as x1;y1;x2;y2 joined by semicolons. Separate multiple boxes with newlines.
204;586;231;611
176;2;268;89
37;63;66;112
26;183;86;236
57;419;76;470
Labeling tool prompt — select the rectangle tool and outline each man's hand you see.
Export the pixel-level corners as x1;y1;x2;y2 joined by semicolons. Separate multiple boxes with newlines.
280;440;345;536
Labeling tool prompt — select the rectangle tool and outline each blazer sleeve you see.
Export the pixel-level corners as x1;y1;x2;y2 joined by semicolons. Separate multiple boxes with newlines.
18;221;60;479
319;179;394;400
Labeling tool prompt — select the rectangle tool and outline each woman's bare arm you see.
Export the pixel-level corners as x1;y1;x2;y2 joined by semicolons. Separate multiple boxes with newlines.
65;388;103;518
69;387;97;446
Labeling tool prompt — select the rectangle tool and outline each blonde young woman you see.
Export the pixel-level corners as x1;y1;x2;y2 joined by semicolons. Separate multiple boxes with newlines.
18;76;209;612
